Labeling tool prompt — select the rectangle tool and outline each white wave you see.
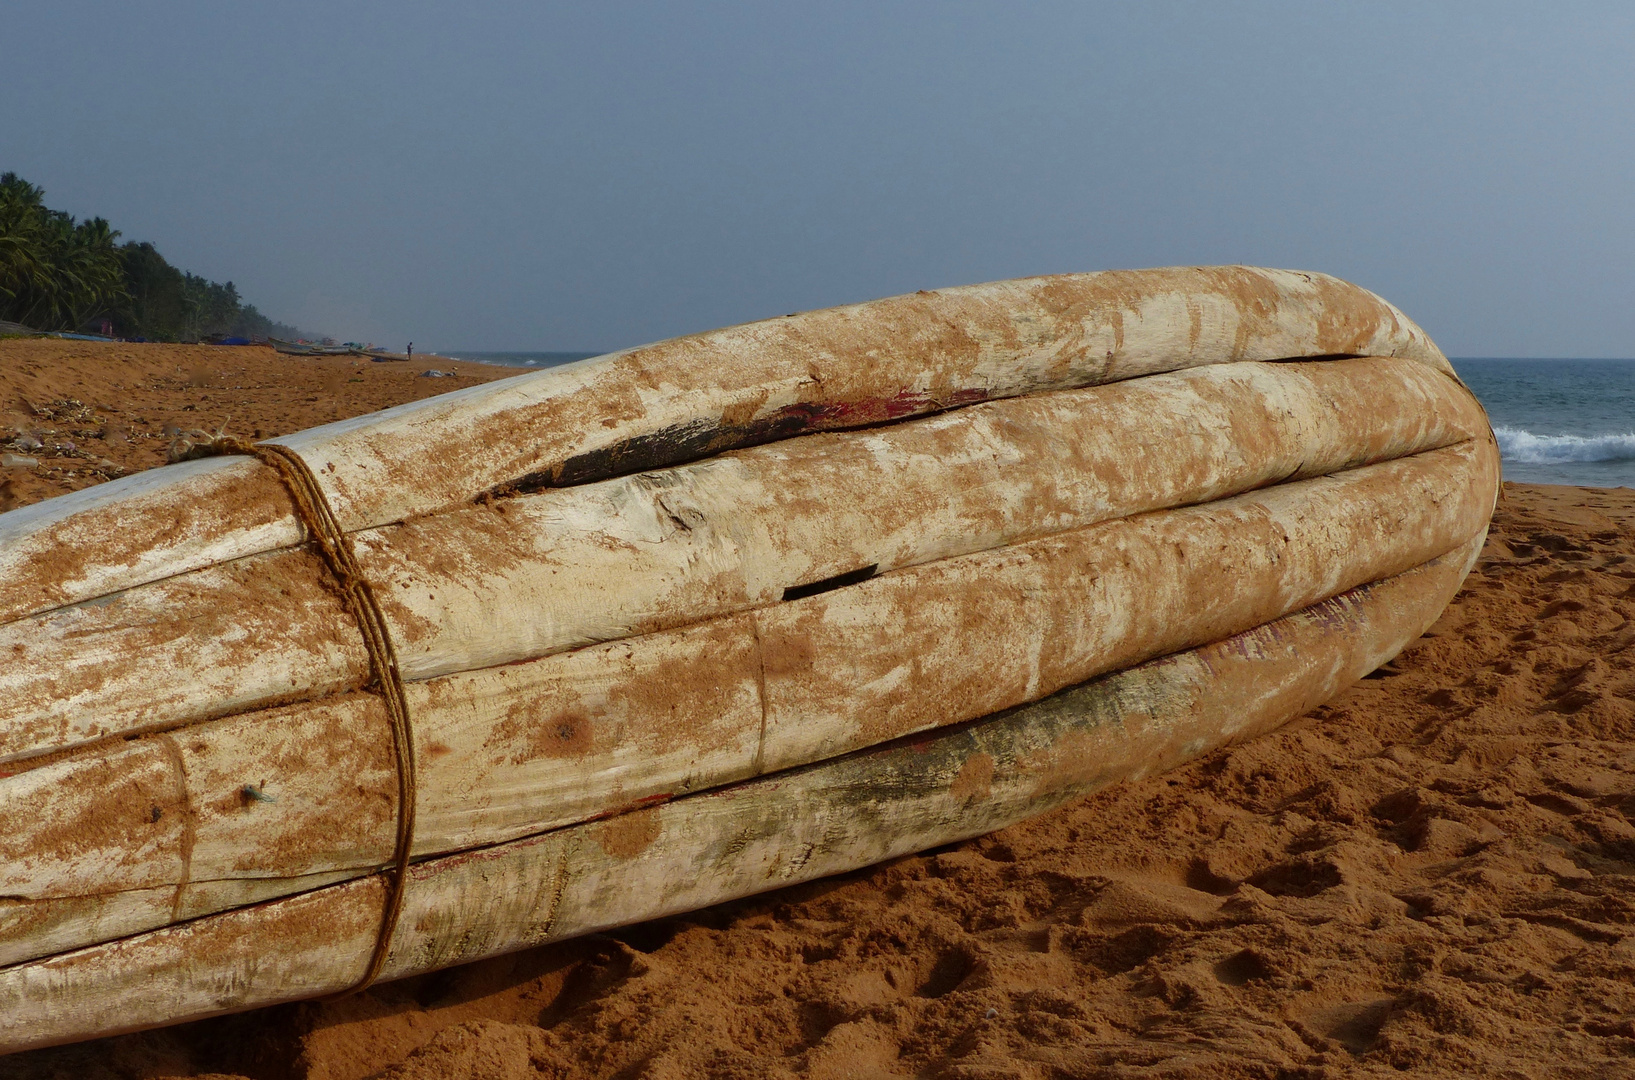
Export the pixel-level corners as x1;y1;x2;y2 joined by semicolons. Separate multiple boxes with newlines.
1494;426;1635;464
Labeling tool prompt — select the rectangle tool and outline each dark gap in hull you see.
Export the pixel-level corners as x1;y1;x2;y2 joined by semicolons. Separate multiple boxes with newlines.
485;386;999;500
1265;353;1365;364
479;354;1374;501
782;564;879;602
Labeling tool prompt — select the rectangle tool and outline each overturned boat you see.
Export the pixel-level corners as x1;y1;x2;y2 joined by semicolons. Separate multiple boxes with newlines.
0;267;1497;1051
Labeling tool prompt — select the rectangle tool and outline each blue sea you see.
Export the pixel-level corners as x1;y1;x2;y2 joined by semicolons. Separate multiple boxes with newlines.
1453;358;1635;488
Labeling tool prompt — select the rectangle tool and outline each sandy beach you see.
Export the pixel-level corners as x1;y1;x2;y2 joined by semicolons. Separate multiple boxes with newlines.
0;340;503;513
5;340;1633;1080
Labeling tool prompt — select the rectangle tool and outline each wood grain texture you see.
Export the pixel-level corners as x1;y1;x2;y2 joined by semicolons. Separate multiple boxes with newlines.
361;358;1486;681
0;536;1480;1054
0;270;1495;1048
0;359;1484;764
754;440;1497;772
0;268;1450;627
0;437;1495;961
0;546;368;763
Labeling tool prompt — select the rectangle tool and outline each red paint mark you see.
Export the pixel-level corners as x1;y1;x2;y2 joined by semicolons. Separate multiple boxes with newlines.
763;386;995;436
581;791;676;824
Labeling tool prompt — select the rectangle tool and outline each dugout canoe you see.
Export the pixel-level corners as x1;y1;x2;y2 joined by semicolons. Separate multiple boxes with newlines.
0;266;1498;1052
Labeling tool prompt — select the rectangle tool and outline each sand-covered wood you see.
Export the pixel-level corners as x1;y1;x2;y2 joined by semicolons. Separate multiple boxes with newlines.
2;337;1618;1079
0;537;1479;1054
0;358;1484;764
0;269;1498;1053
755;440;1495;772
0;267;1449;626
361;357;1485;681
0;436;1494;961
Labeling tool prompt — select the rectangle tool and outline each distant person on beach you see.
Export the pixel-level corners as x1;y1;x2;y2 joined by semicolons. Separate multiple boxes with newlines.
407;342;413;358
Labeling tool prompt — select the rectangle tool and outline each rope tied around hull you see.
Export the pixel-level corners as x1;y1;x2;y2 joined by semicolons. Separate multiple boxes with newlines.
188;437;416;995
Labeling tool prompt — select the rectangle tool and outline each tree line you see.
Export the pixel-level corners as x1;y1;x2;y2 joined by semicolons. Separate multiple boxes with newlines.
0;172;307;341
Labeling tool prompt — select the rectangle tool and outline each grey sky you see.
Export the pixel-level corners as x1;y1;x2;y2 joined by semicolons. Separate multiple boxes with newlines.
5;2;1632;355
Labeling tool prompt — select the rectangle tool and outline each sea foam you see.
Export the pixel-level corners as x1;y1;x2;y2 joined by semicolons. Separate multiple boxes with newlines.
1494;426;1635;464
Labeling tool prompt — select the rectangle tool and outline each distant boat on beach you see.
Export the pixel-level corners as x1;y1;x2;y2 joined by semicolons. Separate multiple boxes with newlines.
269;336;353;356
270;337;410;360
0;266;1498;1052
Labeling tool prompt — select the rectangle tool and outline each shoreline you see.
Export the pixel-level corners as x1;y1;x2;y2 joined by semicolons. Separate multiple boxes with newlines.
5;340;1634;1078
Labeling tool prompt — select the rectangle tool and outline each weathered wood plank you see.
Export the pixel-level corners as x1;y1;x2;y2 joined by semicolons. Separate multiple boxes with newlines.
0;456;298;626
0;617;767;964
0;740;187;900
0;889;176;971
405;613;764;854
0;536;1480;1053
0;359;1484;763
362;357;1487;680
286;268;1455;533
0;871;358;970
756;438;1498;771
0;440;1493;960
0;268;1450;627
0;547;367;763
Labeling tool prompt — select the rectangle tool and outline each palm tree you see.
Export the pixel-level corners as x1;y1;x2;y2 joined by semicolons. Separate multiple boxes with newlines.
0;174;52;327
0;172;301;340
0;173;128;332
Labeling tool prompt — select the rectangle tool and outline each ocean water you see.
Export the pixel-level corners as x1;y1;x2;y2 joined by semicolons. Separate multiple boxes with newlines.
1453;358;1635;488
440;350;602;370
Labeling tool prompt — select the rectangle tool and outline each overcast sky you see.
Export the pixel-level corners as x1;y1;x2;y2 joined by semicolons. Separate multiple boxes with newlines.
5;2;1632;355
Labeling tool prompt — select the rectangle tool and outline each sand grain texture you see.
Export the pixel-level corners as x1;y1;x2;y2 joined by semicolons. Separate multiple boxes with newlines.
0;339;502;512
3;342;1630;1079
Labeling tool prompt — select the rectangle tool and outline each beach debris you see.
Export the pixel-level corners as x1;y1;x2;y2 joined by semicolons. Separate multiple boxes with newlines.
27;398;95;425
4;400;126;482
419;368;453;378
166;425;233;463
1;427;117;477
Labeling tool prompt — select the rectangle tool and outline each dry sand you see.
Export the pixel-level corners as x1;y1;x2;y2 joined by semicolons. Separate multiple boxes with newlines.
0;339;503;512
4;340;1634;1079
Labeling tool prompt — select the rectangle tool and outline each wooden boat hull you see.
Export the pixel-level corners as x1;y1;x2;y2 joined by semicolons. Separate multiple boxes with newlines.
0;540;1483;1048
0;267;1497;1052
